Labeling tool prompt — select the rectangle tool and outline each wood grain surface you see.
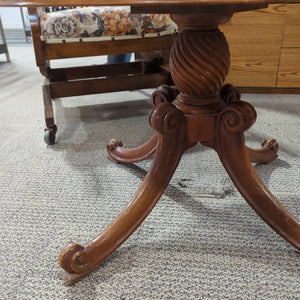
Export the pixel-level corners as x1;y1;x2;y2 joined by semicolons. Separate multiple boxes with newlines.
277;48;300;87
0;0;298;8
282;4;300;47
221;4;286;87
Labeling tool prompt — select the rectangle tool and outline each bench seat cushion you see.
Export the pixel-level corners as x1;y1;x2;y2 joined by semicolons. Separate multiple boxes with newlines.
40;6;178;43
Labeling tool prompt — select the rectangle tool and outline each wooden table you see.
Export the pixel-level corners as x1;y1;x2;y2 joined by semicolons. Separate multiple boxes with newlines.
1;0;299;284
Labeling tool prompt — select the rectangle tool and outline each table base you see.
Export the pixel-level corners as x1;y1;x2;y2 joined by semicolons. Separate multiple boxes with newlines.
58;16;300;284
57;83;299;284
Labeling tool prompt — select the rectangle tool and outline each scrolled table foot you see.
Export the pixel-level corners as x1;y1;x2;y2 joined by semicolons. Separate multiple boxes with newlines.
246;138;279;164
219;84;279;164
106;85;179;164
106;134;158;164
214;100;300;250
58;242;97;285
59;102;186;284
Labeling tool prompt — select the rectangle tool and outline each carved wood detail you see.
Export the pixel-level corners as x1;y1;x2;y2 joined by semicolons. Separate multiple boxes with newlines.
57;4;299;284
246;138;279;164
106;135;158;164
170;29;230;105
106;85;180;164
59;102;185;284
214;100;300;249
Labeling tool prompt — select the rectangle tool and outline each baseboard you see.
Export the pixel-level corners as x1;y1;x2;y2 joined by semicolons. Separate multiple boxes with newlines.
236;87;300;94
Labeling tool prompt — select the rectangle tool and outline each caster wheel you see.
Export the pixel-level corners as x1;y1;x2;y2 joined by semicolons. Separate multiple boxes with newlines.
44;126;56;145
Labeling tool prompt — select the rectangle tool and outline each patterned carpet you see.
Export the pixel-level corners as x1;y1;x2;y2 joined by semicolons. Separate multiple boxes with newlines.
0;44;299;299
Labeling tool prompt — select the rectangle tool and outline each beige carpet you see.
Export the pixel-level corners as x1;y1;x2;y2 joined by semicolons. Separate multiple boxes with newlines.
0;43;299;299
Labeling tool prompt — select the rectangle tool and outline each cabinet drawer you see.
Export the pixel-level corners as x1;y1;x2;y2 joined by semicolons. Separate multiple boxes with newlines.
282;4;300;48
220;4;285;87
277;48;300;87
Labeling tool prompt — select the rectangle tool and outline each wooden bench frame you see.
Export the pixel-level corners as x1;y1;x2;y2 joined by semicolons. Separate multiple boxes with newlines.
28;7;177;144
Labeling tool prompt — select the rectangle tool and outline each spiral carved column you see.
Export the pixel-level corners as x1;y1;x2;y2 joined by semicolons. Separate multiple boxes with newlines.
167;16;232;143
169;13;232;111
170;29;230;102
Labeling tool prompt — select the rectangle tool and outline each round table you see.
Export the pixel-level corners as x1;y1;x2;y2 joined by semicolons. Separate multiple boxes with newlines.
1;0;298;284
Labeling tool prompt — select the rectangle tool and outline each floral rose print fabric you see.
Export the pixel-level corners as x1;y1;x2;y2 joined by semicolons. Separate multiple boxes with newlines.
40;6;178;41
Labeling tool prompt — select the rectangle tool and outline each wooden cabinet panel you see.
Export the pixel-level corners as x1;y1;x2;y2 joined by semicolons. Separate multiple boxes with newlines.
225;3;286;24
222;24;283;87
282;4;300;48
196;3;300;90
278;4;300;88
277;48;300;87
220;4;286;87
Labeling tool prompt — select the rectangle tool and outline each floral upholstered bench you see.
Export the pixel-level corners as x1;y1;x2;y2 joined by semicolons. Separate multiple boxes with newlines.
39;6;178;43
28;6;178;144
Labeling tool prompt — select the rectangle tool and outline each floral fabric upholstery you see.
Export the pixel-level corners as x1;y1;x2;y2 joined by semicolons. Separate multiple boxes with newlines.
40;6;178;43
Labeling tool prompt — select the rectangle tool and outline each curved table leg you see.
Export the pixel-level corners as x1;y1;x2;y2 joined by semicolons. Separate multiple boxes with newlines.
58;102;185;284
246;138;279;164
214;100;300;250
106;85;178;164
219;84;279;164
106;134;158;164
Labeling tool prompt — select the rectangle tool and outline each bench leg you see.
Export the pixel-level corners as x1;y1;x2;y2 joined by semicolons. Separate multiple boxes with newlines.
43;78;57;145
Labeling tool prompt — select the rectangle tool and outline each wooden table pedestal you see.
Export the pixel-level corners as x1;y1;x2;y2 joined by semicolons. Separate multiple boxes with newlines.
57;5;300;285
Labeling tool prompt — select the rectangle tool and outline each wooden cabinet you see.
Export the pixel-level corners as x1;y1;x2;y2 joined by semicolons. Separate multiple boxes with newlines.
220;4;300;92
278;4;300;87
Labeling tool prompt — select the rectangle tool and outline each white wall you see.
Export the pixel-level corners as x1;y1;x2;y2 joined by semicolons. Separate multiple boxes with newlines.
0;8;28;29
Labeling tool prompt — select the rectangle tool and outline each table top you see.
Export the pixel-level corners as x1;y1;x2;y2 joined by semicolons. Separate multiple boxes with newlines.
0;0;296;7
0;0;299;16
